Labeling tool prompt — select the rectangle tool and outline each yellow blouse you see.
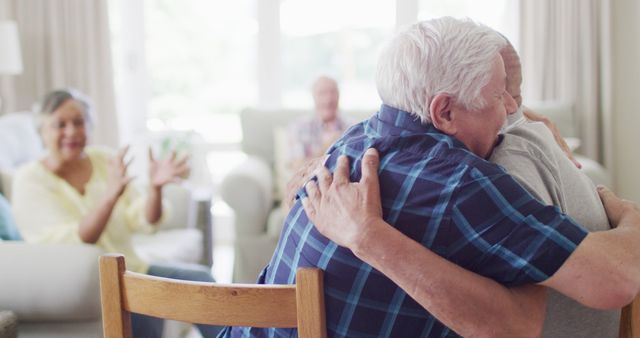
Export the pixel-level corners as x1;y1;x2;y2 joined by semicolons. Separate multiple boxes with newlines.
11;146;159;273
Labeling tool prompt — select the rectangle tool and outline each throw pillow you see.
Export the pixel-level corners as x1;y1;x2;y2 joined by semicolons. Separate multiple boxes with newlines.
0;193;22;241
273;126;293;202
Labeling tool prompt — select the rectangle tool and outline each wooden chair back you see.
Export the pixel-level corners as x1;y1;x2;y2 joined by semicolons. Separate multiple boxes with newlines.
99;254;326;338
620;295;640;338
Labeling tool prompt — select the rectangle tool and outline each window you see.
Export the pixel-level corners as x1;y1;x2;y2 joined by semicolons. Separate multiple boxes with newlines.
418;0;518;48
145;0;255;143
110;0;517;142
280;0;395;110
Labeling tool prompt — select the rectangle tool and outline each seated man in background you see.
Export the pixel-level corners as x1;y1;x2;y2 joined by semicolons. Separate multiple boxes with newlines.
286;76;352;170
276;76;354;205
224;17;640;337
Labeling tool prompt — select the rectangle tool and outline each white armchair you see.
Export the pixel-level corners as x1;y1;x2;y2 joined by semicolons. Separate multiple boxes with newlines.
220;108;370;283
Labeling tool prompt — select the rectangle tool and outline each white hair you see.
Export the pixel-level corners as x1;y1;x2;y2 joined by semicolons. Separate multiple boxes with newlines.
376;17;506;123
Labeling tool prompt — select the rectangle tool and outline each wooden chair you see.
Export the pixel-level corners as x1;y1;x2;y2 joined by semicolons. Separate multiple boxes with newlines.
620;294;640;338
99;254;327;338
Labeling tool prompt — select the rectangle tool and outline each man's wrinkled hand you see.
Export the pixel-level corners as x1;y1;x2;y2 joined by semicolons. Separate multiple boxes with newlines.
598;185;640;228
283;156;326;211
301;148;383;250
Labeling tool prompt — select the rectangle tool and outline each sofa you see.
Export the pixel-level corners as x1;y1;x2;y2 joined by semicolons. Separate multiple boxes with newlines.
220;103;612;283
0;111;213;338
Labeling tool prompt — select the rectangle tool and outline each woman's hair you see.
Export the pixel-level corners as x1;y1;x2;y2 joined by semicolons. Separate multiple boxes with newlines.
35;88;94;129
375;17;506;123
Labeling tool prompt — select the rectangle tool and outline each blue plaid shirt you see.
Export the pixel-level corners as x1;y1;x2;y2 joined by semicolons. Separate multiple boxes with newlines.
222;104;588;338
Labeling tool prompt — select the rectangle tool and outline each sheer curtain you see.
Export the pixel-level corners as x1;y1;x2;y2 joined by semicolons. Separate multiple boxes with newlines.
519;0;613;168
0;0;119;147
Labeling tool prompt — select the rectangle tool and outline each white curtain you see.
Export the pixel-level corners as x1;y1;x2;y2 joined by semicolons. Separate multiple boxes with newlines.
0;0;119;147
519;0;613;167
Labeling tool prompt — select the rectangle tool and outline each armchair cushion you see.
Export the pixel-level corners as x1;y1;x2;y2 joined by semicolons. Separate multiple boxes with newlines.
0;112;43;172
133;228;203;265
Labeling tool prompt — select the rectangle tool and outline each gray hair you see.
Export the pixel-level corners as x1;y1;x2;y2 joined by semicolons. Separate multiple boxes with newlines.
35;88;94;130
375;17;506;123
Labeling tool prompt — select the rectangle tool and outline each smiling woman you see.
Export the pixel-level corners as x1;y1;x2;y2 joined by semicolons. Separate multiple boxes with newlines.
38;90;92;167
11;88;223;338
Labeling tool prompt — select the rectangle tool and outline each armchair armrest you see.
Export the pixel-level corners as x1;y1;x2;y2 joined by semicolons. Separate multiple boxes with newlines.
220;155;274;236
0;243;103;321
159;183;195;230
156;183;213;266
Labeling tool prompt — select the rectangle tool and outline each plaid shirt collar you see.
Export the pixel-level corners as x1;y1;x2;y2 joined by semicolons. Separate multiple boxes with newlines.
372;104;469;149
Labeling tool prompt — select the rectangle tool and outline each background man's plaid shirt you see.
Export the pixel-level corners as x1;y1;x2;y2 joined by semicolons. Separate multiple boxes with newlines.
224;104;588;338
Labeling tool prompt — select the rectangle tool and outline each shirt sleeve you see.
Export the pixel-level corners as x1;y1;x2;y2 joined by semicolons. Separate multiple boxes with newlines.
448;166;588;287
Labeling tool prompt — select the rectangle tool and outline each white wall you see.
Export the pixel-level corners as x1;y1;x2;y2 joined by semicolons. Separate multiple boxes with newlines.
612;0;640;201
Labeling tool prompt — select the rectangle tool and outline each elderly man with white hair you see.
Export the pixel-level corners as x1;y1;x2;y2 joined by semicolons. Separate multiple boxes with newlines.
287;76;351;169
221;17;640;338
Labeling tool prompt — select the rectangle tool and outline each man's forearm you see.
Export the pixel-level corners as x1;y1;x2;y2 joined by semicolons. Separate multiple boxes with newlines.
353;219;546;338
541;220;640;309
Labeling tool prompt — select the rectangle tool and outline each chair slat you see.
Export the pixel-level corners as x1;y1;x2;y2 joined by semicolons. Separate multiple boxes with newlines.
296;268;327;338
99;254;132;338
122;272;298;327
620;295;640;338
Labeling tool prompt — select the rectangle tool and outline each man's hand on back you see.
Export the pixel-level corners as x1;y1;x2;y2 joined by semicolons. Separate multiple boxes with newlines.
302;148;384;252
283;156;326;212
597;185;640;228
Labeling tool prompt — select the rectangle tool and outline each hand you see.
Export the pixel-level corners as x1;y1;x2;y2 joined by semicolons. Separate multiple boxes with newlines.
107;145;134;199
148;148;189;189
523;108;582;169
283;156;326;211
598;185;640;227
302;148;383;250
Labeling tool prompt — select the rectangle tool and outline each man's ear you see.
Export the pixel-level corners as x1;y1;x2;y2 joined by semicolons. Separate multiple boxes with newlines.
429;94;457;135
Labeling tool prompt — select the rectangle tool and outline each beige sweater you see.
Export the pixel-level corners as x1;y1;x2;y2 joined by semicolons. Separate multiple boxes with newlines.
491;117;618;338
